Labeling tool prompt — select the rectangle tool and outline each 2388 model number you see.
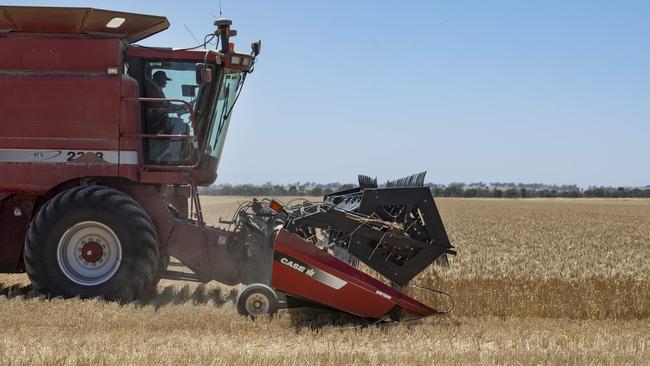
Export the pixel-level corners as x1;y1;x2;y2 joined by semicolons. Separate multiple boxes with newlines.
66;151;104;161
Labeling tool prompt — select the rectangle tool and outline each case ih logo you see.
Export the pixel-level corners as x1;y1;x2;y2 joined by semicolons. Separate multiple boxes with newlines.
273;252;347;290
279;257;316;277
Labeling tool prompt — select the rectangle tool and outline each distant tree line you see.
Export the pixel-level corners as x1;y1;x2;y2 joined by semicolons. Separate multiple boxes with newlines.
199;181;650;198
199;182;355;197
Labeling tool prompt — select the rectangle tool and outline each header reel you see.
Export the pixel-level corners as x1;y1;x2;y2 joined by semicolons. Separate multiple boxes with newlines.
285;172;456;287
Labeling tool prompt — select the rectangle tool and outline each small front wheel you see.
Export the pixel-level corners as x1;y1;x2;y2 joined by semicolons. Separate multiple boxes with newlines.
236;283;279;318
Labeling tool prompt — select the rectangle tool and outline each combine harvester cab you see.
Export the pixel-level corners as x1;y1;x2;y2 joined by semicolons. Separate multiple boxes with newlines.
236;172;457;321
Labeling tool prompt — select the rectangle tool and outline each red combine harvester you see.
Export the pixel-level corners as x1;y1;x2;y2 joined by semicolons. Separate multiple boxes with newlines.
0;6;456;320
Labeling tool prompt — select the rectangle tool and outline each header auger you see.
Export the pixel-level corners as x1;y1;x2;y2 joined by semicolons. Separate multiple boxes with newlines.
0;6;454;321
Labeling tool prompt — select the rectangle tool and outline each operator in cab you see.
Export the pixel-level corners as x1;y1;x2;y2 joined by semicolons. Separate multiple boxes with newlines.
144;70;190;163
147;70;171;99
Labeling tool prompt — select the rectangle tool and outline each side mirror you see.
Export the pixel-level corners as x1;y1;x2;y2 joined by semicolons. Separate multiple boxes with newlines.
181;85;197;97
251;40;262;57
195;63;213;85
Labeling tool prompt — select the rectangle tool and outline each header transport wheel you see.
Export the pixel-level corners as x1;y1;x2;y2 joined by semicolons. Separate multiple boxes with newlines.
236;283;279;318
23;185;159;301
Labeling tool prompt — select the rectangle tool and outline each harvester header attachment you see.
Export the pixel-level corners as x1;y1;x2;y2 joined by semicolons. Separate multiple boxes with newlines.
232;172;456;320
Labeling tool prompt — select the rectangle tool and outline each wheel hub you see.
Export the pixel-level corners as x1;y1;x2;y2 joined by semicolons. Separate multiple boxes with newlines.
81;242;103;263
246;293;270;316
57;221;122;286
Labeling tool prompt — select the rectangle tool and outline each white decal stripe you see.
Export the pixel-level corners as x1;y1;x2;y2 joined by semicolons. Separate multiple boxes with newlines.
323;274;347;290
0;149;138;165
119;151;139;165
375;290;392;300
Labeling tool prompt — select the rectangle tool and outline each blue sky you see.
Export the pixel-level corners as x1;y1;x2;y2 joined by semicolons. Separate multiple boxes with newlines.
18;1;650;187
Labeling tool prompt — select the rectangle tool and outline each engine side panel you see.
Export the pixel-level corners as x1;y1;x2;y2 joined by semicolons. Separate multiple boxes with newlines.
0;37;142;193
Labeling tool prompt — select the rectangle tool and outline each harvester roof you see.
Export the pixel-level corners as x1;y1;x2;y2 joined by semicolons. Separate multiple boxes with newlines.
0;6;169;43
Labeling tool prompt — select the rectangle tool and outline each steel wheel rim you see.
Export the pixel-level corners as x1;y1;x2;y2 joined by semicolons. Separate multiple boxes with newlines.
57;221;122;286
245;293;270;316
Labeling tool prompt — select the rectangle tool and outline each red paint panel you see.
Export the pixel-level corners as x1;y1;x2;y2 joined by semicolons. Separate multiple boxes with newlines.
272;259;395;318
0;75;121;147
0;138;117;150
118;165;139;183
126;48;221;63
0;38;122;72
0;163;118;194
139;171;190;185
0;7;168;43
119;75;142;181
271;230;436;318
119;76;142;139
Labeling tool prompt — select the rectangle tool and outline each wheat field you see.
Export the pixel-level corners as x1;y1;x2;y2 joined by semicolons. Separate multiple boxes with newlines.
0;197;649;365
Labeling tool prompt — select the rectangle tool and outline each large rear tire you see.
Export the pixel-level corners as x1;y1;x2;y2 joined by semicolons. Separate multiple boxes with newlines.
24;185;159;302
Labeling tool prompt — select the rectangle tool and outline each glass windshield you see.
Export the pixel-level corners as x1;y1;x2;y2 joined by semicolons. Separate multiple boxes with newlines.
144;61;200;134
142;61;219;165
205;70;242;160
139;60;242;171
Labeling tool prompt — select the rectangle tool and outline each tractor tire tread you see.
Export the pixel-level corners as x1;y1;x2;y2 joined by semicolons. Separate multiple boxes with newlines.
24;185;159;301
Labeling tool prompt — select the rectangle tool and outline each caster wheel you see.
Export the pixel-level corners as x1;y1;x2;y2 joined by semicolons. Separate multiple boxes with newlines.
236;283;279;318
